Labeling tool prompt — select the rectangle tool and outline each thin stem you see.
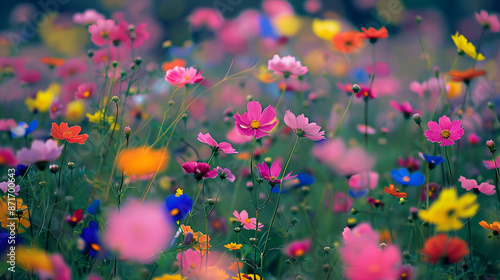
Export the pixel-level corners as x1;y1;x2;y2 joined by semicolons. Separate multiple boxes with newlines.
417;18;431;71
275;78;287;112
418;124;431;239
467;218;475;274
117;137;129;212
444;146;454;187
344;177;349;225
331;93;355;137
472;27;486;68
491;152;500;205
97;102;120;179
477;239;493;276
364;98;368;150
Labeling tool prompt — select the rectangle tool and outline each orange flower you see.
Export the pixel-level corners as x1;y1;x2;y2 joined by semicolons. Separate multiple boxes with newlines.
161;59;186;72
51;122;88;144
421;234;468;264
332;31;365;53
228;261;244;272
40;57;65;67
449;68;486;84
479;221;500;235
361;27;388;42
117;147;168;176
384;184;407;198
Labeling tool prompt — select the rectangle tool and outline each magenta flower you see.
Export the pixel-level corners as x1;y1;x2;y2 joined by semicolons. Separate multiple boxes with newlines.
332;192;353;212
284;110;325;141
56;59;87;78
283;239;311;258
88;19;116;46
0;119;16;131
409;80;427;97
257;160;295;186
49;99;64;120
423;115;464;146
483;156;500;169
342;223;379;245
75;83;96;99
73;9;105;25
356;124;376;135
458;176;496;196
390;100;413;118
475;10;500;32
348;171;379;190
189;8;224;30
16;140;63;169
216;166;235;182
165;66;203;87
233;210;263;231
267;54;308;78
0;148;17;167
197;132;237;154
233;100;277;139
182;161;217;181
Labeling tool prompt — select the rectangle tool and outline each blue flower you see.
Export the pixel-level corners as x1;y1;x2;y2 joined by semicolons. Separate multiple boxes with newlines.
391;168;425;186
259;15;279;39
165;191;193;222
0;229;22;255
88;200;100;215
272;172;316;193
419;153;445;169
81;221;101;257
11;120;37;138
348;188;368;198
14;164;29;177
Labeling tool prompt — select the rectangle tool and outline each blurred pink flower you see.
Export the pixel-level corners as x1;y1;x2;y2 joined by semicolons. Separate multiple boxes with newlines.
475;10;500;32
75;83;96;99
104;201;174;263
18;69;41;84
366;62;390;77
357;124;376;135
49;99;64;120
262;0;294;17
283;239;311;258
333;192;353;212
349;171;379;190
165;66;203;87
109;20;149;49
73;9;105;25
458;176;496;196
409;80;427;97
48;254;72;280
226;127;253;144
234;100;277;139
284;110;325;140
89;19;116;46
483;156;500;170
197;132;237;154
468;133;480;145
16;140;63;167
267;54;308;78
0;148;17;167
304;0;322;13
342;223;379;245
390;100;413;118
92;46;124;65
189;8;224;30
0;182;19;195
0;119;16;131
56;59;87;78
424;115;464;146
233;210;263;230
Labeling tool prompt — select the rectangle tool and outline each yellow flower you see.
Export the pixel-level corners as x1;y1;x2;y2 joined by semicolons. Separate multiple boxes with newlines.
446;81;464;99
274;14;301;37
224;242;243;251
451;32;485;61
419;188;478;231
86;110;120;130
232;274;261;280
25;83;60;113
16;246;53;275
65;100;86;123
0;197;30;233
312;18;341;40
255;65;281;84
152;274;185;280
175;188;183;197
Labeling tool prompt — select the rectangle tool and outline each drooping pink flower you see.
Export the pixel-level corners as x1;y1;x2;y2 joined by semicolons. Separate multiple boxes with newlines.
75;83;96;99
189;8;224;30
108;20;129;45
423;115;464;146
88;19;116;46
267;54;308;78
165;66;204;87
0;147;18;167
390;100;413;118
197;132;237;154
332;192;353;212
0;119;16;131
483;156;500;170
349;171;379;190
475;10;500;32
181;161;217;180
128;22;149;49
56;59;88;78
16;140;63;168
284;110;325;141
233;210;263;230
103;201;174;263
257;160;295;186
73;9;105;25
458;176;496;196
283;239;311;258
233;100;277;139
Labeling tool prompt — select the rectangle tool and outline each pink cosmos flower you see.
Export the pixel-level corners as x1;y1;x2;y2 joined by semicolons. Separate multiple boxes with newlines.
390;100;413;118
189;8;224;30
458;176;496;195
18;69;41;84
165;66;204;87
16;140;63;167
56;59;87;78
88;19;116;46
103;201;174;263
284;110;325;140
49;99;64;120
475;10;500;32
225;127;253;144
0;119;16;131
342;223;379;245
348;171;379;190
409;81;427;97
267;54;308;78
283;239;311;258
49;254;72;280
332;192;353;212
354;85;376;99
257;160;295;186
483;156;500;170
468;133;480;145
0;147;18;167
108;20;129;45
216;166;235;182
233;210;263;230
75;83;96;99
356;124;376;135
73;9;105;25
197;132;237;154
92;46;123;65
0;182;19;196
233;100;277;139
423;115;464;146
182;161;217;180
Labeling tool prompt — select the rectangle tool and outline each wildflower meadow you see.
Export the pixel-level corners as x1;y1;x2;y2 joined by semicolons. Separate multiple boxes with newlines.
1;0;500;279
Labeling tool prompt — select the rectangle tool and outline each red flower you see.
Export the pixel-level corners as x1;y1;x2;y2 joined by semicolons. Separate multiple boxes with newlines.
384;184;407;198
421;234;468;264
51;122;88;144
449;68;486;84
65;209;86;227
361;27;388;42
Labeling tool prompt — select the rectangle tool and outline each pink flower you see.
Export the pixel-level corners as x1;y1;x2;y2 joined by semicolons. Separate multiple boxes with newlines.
49;254;72;280
0;119;16;131
475;10;500;32
233;210;263;230
73;9;105;25
342;223;379;245
56;59;87;78
16;140;63;167
225;127;253;144
283;239;311;258
332;192;353;212
284;110;325;140
103;201;174;263
349;171;379;190
356;124;376;135
197;132;237;154
75;83;96;99
409;81;427;97
165;66;204;87
92;46;123;65
182;161;217;180
458;176;496;196
354;85;376;99
257;160;295;186
128;23;149;49
468;133;480;145
216;166;235;182
483;156;500;170
189;8;224;30
0;147;17;167
49;99;64;120
233;100;277;139
88;19;116;46
267;54;308;78
0;182;19;196
18;69;41;84
423;115;464;146
108;20;129;45
390;100;413;118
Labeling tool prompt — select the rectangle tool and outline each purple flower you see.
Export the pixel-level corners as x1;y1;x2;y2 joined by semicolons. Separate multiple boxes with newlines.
216;166;235;182
0;182;20;196
15;140;63;170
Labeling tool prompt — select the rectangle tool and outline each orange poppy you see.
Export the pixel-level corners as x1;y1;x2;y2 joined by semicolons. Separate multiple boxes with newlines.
449;68;486;84
361;26;388;42
117;147;168;176
161;58;186;72
50;122;88;144
479;221;500;235
332;31;365;53
421;234;468;264
40;57;66;67
384;184;407;198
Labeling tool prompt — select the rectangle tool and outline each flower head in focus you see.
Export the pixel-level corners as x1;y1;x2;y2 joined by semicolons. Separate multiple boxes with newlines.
51;122;89;144
165;66;203;87
284;110;325;140
267;54;308;78
451;32;485;60
234;100;278;139
423;115;464;146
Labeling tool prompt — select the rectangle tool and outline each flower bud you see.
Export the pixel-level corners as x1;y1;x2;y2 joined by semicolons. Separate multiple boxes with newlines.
246;95;253;102
350;208;357;215
487;140;496;153
301;186;310;195
234;227;241;233
249;237;258;245
323;247;331;254
67;162;75;169
87;50;94;58
487;102;494;109
416;15;422;23
124;126;131;138
49;164;59;174
323;264;330;272
39;181;46;188
290;206;299;214
412;113;421;125
182;231;194;245
352;84;361;93
379;242;387;249
208;198;215;205
111;96;120;103
134;57;142;66
112;61;118;68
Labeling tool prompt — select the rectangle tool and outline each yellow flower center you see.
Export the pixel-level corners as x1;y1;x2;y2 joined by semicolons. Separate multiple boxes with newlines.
440;129;451;139
295;249;305;256
90;243;101;252
402;176;410;182
62;130;73;139
185;76;191;80
190;263;196;269
244;218;252;223
401;272;408;279
102;56;108;61
250;120;261;129
270;176;277;181
170;208;179;216
83;91;90;97
100;31;109;37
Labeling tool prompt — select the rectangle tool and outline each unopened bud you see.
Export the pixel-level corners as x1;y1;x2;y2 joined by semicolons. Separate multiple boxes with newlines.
208;198;215;205
416;15;422;23
487;102;494;109
112;61;118;68
234;227;241;233
134;57;142;66
412;113;421;124
182;231;194;245
323;247;331;254
352;84;361;93
124;126;131;138
249;238;258;245
87;50;94;58
49;164;59;174
290;206;299;214
111;96;120;103
67;162;75;169
323;264;330;272
39;181;46;188
246;95;253;102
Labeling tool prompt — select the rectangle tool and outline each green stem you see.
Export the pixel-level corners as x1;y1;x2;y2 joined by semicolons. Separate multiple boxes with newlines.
491;152;500;206
331;93;355;137
275;78;287;111
444;146;453;187
418;124;430;239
